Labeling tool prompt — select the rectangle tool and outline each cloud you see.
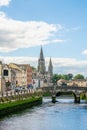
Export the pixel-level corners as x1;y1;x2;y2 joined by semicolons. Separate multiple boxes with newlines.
52;39;66;43
51;58;87;76
82;49;87;55
0;56;87;76
0;0;11;6
64;26;80;33
0;12;64;52
0;57;39;68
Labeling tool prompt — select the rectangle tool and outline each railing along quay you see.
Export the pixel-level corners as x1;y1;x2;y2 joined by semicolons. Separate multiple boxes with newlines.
0;89;42;103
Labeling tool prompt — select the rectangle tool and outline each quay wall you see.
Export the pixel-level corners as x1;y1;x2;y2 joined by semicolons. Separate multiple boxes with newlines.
0;91;42;118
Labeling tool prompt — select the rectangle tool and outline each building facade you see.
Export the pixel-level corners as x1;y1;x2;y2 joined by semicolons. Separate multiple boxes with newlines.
0;62;33;92
9;63;22;88
18;64;32;87
9;63;32;87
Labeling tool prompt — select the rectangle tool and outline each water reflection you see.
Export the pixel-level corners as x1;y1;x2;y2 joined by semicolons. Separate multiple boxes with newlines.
0;98;87;130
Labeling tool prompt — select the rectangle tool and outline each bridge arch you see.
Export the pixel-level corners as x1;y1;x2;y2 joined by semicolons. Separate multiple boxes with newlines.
55;91;81;103
56;91;73;97
41;86;87;103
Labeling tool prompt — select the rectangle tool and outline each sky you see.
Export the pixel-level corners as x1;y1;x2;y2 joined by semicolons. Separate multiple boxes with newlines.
0;0;87;76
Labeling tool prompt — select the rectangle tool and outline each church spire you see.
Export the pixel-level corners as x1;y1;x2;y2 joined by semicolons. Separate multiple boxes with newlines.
49;57;52;67
48;57;53;77
40;46;44;60
38;46;46;74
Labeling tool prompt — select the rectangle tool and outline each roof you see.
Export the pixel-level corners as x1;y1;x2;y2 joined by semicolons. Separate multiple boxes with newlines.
9;63;22;71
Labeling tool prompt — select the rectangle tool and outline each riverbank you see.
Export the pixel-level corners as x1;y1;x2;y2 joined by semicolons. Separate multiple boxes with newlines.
0;96;42;118
1;98;87;130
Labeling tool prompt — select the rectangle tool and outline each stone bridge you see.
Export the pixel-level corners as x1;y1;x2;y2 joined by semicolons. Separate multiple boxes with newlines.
41;85;87;103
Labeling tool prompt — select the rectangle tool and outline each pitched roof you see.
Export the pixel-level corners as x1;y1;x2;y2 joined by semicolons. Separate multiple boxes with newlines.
9;63;22;71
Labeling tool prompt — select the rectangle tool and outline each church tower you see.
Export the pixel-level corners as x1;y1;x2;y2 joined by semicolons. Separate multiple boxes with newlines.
48;57;53;77
38;46;46;74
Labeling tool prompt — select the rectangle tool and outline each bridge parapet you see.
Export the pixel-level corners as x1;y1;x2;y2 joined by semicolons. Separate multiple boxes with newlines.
41;85;87;103
42;86;87;91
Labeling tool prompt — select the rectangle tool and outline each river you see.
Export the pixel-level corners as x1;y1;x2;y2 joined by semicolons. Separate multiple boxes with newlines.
0;97;87;130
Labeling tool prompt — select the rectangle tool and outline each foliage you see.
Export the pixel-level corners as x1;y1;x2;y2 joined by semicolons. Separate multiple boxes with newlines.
51;74;59;84
31;66;36;71
51;73;85;84
0;97;42;118
73;74;84;80
80;93;86;100
0;97;42;109
51;73;73;83
62;74;70;80
43;92;51;97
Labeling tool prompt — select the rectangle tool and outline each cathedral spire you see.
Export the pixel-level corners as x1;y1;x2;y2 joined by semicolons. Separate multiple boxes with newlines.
48;57;53;77
40;46;44;60
38;46;46;74
49;57;52;67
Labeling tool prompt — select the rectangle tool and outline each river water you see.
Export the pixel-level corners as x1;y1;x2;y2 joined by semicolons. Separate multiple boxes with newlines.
0;97;87;130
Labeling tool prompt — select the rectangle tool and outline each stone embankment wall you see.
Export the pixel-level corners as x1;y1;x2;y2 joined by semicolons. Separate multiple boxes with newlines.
0;90;42;118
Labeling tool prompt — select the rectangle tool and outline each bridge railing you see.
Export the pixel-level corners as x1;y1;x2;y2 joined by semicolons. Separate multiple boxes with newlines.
41;85;87;91
0;89;42;103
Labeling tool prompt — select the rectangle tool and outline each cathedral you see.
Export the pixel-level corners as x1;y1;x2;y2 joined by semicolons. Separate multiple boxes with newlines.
37;46;53;82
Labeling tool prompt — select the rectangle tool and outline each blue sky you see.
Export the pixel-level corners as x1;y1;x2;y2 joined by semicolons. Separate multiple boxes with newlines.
0;0;87;76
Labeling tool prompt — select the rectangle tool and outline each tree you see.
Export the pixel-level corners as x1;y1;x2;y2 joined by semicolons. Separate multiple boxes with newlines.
67;73;73;80
57;74;63;80
62;74;70;80
73;74;84;80
51;74;59;84
51;73;72;83
31;66;36;71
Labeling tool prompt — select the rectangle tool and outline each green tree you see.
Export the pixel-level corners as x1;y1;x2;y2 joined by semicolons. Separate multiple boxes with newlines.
57;74;63;80
51;74;72;83
51;74;59;84
31;66;36;71
62;74;70;80
73;74;84;80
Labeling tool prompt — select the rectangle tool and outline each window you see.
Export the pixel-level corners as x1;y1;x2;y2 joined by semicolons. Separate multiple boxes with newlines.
3;70;8;76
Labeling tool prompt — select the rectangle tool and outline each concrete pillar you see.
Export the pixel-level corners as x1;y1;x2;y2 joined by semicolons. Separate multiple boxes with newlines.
74;95;80;103
52;95;56;103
